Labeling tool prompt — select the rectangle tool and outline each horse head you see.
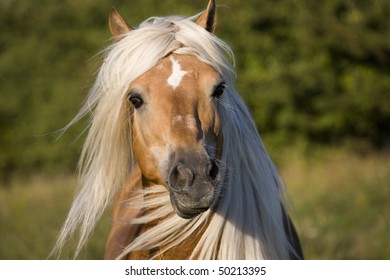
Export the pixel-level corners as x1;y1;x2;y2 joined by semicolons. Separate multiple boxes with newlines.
110;1;222;219
53;0;303;260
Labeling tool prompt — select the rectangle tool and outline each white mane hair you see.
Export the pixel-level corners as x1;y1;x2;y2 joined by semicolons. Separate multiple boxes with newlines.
52;13;292;259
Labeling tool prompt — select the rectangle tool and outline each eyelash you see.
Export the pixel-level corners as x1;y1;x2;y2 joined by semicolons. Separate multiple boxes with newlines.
212;82;226;98
128;94;144;109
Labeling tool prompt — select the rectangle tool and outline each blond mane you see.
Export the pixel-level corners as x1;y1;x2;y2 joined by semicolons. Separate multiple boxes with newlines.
53;13;292;259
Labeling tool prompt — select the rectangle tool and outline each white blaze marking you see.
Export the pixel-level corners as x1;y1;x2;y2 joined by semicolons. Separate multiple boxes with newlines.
184;115;197;131
172;115;184;125
172;115;197;132
167;57;187;90
150;145;170;174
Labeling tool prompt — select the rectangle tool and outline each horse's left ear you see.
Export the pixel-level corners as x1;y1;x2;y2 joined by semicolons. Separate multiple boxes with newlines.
109;7;133;40
196;0;217;33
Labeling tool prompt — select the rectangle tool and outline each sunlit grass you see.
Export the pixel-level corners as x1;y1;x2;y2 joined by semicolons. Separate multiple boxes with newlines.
0;175;110;259
0;149;388;259
282;148;390;259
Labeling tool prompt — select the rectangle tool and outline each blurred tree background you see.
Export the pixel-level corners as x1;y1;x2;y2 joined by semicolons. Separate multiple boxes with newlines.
0;0;389;259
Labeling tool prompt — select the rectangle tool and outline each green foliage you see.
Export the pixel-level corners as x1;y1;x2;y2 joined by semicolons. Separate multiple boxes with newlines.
1;0;389;178
217;0;390;148
0;0;110;179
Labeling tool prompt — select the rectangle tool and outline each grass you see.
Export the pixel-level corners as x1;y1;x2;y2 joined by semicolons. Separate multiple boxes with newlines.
0;148;389;259
281;148;390;259
0;175;110;259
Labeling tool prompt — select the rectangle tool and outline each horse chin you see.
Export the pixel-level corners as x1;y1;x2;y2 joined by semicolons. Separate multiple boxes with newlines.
169;192;214;219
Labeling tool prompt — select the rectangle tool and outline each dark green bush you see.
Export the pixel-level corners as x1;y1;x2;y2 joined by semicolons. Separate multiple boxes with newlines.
1;0;389;179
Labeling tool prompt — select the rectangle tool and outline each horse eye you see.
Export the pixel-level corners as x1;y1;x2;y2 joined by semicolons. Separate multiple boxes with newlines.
212;83;226;98
129;95;144;109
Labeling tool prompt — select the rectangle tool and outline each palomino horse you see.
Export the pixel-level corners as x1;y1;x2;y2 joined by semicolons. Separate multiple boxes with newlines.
53;0;303;259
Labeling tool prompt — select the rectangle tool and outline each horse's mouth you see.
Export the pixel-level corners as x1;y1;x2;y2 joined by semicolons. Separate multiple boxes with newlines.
165;149;221;219
169;190;215;219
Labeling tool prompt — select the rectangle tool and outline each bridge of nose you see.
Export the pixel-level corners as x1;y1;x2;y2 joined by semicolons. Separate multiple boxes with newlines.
170;113;203;144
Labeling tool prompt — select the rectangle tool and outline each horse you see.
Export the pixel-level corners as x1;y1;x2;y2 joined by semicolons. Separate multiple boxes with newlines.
53;0;303;260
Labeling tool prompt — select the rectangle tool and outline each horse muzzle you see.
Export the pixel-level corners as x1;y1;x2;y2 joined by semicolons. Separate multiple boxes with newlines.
167;150;220;219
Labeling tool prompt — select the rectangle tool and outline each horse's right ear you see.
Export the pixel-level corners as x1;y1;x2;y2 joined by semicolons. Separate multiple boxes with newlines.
109;7;133;40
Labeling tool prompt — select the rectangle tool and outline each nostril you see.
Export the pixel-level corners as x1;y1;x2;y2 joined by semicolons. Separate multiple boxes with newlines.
169;164;194;191
208;160;219;181
177;165;193;182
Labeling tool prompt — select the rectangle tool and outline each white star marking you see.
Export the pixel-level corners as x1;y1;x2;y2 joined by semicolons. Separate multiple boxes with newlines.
167;57;187;90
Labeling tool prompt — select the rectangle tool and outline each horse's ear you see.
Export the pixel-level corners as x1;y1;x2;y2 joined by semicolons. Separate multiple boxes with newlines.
196;0;217;33
109;7;133;40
